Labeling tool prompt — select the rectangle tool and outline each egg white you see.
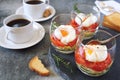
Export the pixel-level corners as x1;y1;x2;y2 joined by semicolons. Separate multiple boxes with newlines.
75;13;97;27
75;13;86;25
82;14;97;27
84;45;108;62
54;25;76;44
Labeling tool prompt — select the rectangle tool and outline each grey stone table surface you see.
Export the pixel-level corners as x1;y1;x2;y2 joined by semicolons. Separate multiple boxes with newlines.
0;0;120;80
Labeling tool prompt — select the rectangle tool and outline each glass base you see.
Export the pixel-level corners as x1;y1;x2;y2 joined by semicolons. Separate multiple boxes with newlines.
76;62;113;77
51;44;74;54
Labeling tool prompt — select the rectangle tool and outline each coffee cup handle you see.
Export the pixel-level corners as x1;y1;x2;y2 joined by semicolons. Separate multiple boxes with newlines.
45;0;49;4
5;29;17;43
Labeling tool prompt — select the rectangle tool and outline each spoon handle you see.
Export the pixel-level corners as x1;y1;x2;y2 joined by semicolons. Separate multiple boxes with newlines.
101;33;120;44
112;33;120;38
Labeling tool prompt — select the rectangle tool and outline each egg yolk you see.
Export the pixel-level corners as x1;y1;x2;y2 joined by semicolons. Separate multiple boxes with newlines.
60;29;68;37
87;49;93;55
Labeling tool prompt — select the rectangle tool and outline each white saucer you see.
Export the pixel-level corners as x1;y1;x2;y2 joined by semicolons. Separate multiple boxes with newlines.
0;22;45;49
15;4;56;22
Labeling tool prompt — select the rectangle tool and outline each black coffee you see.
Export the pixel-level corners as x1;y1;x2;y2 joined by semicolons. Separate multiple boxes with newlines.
26;0;43;4
7;19;30;27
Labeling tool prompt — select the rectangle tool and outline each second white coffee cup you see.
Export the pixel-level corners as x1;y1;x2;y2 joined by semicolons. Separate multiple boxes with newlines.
23;0;47;20
3;14;35;44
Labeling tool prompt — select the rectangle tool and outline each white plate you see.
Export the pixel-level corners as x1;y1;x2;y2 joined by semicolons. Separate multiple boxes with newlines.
15;4;56;22
0;22;45;49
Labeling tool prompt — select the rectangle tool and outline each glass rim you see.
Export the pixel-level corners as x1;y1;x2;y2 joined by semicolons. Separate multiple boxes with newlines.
73;3;100;12
51;13;82;28
81;30;116;50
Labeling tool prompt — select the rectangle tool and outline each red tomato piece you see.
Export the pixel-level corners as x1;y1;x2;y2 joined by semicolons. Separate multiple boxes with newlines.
50;34;65;47
89;22;99;29
75;47;86;64
50;34;77;47
82;22;99;32
70;19;79;28
67;37;77;47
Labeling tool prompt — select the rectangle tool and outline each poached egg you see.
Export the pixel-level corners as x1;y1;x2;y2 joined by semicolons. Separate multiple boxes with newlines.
54;25;76;44
75;13;97;27
75;13;86;25
84;45;108;62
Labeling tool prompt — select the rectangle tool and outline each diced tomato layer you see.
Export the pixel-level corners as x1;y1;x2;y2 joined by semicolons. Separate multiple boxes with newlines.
67;37;77;47
70;19;80;28
82;22;99;32
50;34;65;47
69;20;81;35
50;34;77;47
75;47;112;71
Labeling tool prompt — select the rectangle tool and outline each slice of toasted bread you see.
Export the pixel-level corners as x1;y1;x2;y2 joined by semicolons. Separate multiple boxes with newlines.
29;56;50;76
102;20;120;32
102;12;120;32
43;9;51;18
104;12;120;27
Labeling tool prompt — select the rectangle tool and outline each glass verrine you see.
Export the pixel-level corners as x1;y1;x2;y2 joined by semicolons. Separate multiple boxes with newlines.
75;30;116;76
72;4;100;39
50;14;82;54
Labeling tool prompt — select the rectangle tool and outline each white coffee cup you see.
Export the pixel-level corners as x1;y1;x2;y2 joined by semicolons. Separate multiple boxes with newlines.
23;0;48;20
3;14;35;44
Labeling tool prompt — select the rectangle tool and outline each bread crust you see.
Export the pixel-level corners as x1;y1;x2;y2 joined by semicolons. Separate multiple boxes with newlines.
29;56;50;76
102;12;120;32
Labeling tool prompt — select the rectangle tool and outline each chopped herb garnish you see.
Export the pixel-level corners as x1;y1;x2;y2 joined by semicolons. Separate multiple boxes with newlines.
52;54;73;73
74;3;81;13
51;22;60;31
